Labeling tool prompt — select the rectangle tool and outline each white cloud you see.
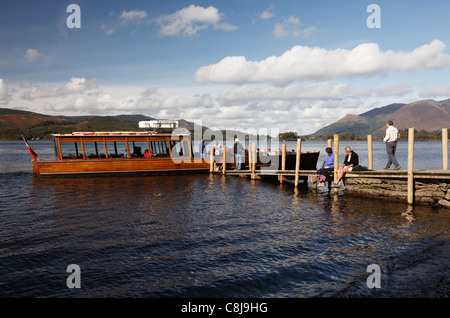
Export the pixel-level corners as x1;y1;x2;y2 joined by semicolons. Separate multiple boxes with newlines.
21;77;99;101
39;86;215;120
101;24;115;35
24;48;46;62
119;10;148;23
43;93;153;114
253;5;275;23
141;87;159;97
419;84;450;98
272;16;316;38
162;94;213;109
95;94;150;112
101;10;148;35
218;82;353;105
194;40;450;85
259;8;275;20
359;83;412;97
156;5;237;37
60;77;99;95
260;10;275;20
0;79;13;105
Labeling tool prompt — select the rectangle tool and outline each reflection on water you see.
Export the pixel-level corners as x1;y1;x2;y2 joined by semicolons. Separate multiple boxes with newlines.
0;140;449;298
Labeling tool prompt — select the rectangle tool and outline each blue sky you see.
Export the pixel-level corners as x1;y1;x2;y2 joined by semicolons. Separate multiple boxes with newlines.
1;0;450;134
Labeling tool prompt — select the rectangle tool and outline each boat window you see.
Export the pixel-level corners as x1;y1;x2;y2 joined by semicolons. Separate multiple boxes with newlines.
112;141;129;158
105;141;119;158
129;141;147;158
83;141;107;159
59;141;83;159
53;137;59;158
149;140;170;157
170;140;189;158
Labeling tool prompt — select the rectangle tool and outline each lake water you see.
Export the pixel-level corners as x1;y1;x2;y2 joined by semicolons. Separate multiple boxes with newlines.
0;140;449;300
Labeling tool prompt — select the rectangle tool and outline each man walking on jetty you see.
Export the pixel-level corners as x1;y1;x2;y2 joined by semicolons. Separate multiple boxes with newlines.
383;120;401;170
233;138;244;170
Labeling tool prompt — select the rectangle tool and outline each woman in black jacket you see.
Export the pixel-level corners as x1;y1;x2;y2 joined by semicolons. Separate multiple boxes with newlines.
331;146;359;188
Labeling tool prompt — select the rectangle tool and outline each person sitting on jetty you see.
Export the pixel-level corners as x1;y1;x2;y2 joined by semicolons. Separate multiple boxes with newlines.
210;141;218;156
317;147;334;186
331;146;359;188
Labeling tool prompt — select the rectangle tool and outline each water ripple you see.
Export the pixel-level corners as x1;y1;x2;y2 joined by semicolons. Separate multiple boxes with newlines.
0;143;449;297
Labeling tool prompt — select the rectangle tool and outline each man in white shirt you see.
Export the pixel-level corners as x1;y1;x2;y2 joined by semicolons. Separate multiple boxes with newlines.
383;120;401;170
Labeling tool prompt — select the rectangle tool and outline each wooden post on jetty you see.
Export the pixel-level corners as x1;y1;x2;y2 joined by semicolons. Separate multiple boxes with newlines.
294;138;302;187
407;128;414;205
333;134;339;193
367;135;373;170
251;143;257;179
222;147;227;175
210;147;215;172
280;144;287;184
248;145;252;173
443;128;448;171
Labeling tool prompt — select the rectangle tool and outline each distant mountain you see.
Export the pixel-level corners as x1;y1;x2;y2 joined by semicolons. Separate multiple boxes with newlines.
0;108;203;140
359;103;406;118
381;99;450;134
0;108;68;130
311;99;450;137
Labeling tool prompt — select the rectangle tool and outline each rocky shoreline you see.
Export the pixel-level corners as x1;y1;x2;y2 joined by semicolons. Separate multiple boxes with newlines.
344;177;450;208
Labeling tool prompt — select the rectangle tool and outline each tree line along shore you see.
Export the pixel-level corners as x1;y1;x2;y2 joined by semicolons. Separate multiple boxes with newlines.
1;126;447;142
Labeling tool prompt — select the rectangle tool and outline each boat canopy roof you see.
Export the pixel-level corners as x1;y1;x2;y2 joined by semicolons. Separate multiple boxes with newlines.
52;120;188;138
51;130;190;137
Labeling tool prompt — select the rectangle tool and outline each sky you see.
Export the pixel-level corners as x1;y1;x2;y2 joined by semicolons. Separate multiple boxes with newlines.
1;0;450;135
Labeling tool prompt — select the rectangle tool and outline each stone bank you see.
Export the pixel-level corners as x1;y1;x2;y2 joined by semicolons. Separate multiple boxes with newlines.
344;177;450;208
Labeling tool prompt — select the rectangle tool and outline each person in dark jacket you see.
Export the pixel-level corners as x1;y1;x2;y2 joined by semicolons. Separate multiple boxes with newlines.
199;139;206;158
233;138;244;170
331;146;359;188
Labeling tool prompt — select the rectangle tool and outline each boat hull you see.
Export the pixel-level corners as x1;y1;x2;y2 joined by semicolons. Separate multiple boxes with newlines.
33;158;211;177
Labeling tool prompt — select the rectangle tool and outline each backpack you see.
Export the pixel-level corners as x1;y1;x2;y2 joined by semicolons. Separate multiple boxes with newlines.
352;165;368;171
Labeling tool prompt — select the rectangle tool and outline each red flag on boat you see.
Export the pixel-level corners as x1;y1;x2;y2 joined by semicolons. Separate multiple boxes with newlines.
22;135;38;161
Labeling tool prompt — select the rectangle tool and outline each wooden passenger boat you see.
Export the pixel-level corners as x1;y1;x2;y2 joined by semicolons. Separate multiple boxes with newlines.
32;131;211;177
31;120;211;177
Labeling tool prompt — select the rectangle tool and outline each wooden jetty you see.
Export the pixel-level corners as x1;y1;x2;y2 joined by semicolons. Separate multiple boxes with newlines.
212;128;450;207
